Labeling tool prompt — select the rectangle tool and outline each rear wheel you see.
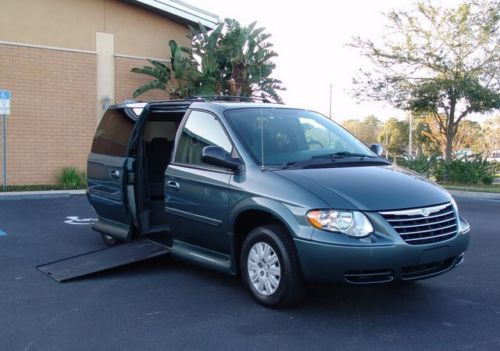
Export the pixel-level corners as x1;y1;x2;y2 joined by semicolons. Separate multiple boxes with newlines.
240;224;306;308
100;233;119;247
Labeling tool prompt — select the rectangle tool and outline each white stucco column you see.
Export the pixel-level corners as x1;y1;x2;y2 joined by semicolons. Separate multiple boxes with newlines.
96;32;115;122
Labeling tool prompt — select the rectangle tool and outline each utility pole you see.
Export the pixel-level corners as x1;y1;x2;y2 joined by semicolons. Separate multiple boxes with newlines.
409;112;413;157
329;84;332;119
385;129;389;159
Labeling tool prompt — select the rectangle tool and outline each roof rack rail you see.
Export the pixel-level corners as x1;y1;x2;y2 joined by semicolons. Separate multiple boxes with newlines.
125;95;280;105
186;95;275;103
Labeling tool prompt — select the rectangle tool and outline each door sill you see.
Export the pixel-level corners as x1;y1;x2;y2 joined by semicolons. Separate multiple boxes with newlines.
171;240;231;274
92;219;130;242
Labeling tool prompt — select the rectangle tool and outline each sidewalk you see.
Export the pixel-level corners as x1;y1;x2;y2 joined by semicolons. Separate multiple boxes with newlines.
0;188;498;201
446;189;500;200
0;189;86;200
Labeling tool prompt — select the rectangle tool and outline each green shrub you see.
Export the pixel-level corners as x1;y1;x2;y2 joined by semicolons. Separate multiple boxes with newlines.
398;155;497;185
481;175;495;185
434;157;496;185
58;167;86;189
398;155;438;177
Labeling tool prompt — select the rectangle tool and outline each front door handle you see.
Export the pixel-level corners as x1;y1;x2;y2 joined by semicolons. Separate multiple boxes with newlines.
110;170;120;179
167;181;180;190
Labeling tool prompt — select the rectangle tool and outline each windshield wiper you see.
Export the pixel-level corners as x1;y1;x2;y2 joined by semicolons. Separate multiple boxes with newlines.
281;152;380;169
332;151;376;158
312;151;376;159
281;161;296;169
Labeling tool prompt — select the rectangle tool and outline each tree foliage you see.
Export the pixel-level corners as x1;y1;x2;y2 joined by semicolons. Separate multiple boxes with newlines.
341;115;382;144
420;115;489;157
131;19;285;102
482;115;500;154
351;0;500;161
378;117;409;156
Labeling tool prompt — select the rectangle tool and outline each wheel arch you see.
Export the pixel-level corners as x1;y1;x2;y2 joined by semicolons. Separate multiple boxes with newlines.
229;197;313;275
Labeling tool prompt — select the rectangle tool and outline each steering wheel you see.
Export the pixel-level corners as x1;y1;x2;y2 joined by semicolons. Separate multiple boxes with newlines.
307;140;324;149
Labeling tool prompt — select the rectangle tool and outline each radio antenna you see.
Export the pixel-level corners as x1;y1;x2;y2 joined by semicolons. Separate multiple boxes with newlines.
260;107;265;171
259;66;265;171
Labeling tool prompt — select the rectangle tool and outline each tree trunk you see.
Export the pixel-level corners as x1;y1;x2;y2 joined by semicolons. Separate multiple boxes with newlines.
445;96;456;162
445;131;453;162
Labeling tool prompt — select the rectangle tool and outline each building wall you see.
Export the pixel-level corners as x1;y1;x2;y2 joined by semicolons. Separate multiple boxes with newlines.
0;44;96;185
0;0;194;185
0;0;191;58
115;56;170;102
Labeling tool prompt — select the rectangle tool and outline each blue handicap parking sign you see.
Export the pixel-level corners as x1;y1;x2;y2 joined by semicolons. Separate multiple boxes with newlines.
0;90;11;100
0;90;11;115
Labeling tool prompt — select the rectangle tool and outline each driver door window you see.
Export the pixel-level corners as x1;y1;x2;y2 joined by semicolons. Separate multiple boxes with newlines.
175;111;233;168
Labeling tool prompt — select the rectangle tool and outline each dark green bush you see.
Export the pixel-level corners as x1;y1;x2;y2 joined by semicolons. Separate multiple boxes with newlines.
398;155;497;185
398;155;438;177
434;157;496;185
481;175;495;185
58;167;86;189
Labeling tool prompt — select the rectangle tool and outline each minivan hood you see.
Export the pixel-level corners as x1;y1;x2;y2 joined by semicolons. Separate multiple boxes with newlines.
273;165;452;211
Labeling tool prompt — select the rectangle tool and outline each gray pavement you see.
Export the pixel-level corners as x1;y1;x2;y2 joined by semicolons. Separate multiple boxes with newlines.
0;195;499;351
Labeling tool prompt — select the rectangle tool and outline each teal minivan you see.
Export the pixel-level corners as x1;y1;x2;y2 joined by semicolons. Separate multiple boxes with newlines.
87;98;470;307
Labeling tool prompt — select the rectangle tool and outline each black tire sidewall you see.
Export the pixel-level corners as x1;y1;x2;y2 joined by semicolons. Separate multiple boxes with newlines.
240;225;302;308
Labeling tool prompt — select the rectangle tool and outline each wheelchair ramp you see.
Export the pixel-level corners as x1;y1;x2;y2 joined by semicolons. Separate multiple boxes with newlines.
37;239;170;282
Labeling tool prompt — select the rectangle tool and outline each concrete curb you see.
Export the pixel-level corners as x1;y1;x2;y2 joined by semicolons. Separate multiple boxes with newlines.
0;188;498;201
0;189;86;200
448;189;500;200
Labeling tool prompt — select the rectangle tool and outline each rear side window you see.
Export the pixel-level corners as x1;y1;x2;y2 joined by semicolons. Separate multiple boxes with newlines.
91;109;135;157
174;111;232;167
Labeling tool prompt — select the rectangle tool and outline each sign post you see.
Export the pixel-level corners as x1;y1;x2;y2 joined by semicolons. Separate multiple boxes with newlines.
0;90;11;191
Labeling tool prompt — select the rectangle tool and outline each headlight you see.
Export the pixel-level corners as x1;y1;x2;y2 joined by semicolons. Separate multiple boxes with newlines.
306;209;373;237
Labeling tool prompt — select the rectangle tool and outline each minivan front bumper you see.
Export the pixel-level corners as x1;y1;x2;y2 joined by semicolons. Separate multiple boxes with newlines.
294;221;470;284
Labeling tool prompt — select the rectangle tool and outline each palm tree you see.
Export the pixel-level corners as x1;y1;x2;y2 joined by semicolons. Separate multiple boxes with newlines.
131;18;285;102
217;19;284;102
131;40;199;98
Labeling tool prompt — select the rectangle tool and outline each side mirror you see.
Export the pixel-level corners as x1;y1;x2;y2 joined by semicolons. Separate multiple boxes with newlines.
202;146;243;173
370;143;384;157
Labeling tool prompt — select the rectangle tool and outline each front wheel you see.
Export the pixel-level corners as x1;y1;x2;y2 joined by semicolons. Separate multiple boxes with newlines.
240;224;306;308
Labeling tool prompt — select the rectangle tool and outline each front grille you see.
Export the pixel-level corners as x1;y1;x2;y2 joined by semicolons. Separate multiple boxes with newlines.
344;269;394;284
380;203;458;245
401;257;456;280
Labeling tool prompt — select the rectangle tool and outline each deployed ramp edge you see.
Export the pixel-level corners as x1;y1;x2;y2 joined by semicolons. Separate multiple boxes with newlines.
37;239;170;282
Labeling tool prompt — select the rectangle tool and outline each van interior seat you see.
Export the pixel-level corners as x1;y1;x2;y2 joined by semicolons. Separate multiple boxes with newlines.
146;137;173;198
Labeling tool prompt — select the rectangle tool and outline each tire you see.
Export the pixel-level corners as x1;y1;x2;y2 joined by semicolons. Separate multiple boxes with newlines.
100;233;119;247
240;224;306;308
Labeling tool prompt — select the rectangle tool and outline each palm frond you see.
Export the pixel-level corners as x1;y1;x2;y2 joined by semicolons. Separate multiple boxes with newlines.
132;80;166;98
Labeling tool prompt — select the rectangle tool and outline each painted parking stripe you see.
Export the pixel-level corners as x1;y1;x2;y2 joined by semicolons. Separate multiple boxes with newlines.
0;229;7;236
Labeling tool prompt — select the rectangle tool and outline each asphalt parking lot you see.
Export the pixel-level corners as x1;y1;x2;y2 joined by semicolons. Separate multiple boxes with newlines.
0;195;499;351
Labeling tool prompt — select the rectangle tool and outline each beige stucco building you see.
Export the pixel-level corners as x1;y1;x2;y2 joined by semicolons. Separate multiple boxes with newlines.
0;0;218;185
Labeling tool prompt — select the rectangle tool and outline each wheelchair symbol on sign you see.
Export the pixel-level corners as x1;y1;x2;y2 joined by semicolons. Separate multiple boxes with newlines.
64;216;97;225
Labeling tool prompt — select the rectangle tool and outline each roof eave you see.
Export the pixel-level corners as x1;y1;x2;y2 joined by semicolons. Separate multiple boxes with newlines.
124;0;219;29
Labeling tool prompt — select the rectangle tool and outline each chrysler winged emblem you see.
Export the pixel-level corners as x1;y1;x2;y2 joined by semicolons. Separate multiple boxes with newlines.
421;208;430;217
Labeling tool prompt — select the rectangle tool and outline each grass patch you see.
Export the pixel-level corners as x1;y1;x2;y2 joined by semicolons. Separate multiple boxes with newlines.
58;167;86;189
441;183;500;193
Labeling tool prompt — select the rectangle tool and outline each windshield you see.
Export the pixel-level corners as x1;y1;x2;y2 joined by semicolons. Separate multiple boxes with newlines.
225;108;375;166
